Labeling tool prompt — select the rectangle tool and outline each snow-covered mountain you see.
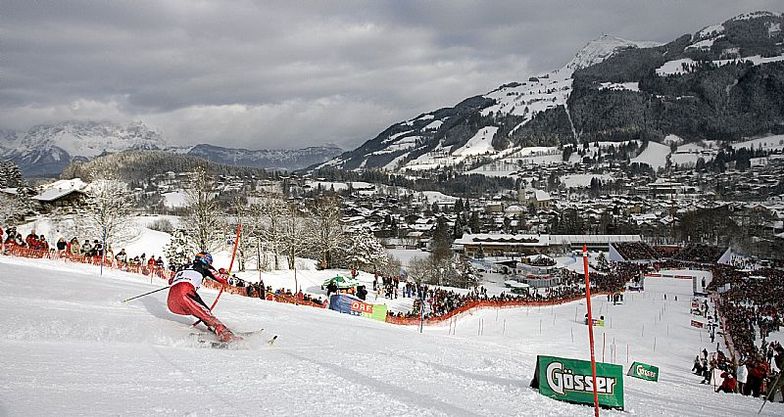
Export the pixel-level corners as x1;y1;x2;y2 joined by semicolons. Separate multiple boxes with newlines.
0;121;166;177
319;35;660;172
0;121;343;176
320;11;784;174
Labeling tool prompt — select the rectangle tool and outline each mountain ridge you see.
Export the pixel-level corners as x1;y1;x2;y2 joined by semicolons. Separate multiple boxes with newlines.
0;121;342;176
318;11;784;174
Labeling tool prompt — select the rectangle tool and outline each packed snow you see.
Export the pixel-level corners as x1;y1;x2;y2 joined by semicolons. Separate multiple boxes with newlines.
452;127;498;157
469;146;563;177
1;256;778;416
162;190;189;209
731;135;784;152
423;120;443;131
656;55;784;76
685;38;718;51
560;174;613;189
631;142;671;170
697;24;725;38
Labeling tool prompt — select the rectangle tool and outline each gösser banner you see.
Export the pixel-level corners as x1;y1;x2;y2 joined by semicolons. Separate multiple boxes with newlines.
627;362;659;382
530;355;624;410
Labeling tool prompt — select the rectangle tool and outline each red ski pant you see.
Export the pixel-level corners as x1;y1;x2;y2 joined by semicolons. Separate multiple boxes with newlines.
167;282;228;333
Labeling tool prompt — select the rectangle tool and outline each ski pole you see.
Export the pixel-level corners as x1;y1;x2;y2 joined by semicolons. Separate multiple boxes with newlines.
122;285;170;303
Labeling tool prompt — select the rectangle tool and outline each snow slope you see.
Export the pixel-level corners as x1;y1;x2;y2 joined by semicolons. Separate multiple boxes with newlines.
1;257;779;416
731;135;784;152
452;127;498;157
631;142;671;170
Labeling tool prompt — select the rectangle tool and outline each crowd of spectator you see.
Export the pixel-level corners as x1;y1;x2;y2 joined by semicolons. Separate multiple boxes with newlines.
697;264;784;403
673;243;727;264
386;262;639;321
612;242;660;261
1;224;333;311
373;274;402;299
528;255;557;267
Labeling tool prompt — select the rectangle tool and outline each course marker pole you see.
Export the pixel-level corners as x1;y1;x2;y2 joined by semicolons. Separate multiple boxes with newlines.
192;223;242;328
582;244;600;417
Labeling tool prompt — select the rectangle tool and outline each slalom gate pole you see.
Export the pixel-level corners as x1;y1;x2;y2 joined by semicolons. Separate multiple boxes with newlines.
582;244;600;417
759;371;783;414
122;285;170;303
192;223;242;328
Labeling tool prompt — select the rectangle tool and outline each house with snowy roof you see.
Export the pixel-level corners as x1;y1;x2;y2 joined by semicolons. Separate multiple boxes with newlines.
519;187;553;210
32;178;88;211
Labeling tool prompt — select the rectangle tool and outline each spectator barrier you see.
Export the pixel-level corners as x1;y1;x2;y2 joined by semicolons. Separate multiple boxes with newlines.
3;245;618;327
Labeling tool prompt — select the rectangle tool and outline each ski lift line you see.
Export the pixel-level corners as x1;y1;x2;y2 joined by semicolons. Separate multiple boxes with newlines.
192;223;243;328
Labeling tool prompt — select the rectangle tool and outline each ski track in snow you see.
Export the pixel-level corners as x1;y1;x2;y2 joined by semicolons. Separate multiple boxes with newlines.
0;256;780;416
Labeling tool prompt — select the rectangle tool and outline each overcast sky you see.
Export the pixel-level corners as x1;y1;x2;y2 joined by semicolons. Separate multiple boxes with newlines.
1;0;782;150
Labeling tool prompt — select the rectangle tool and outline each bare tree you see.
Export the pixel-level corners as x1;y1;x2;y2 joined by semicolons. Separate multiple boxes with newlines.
0;193;24;225
308;196;346;269
258;196;287;270
81;177;136;272
281;202;308;270
183;167;225;252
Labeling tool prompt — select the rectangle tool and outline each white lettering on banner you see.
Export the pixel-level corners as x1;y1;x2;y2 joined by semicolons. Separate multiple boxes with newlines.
546;362;617;396
350;301;374;314
636;365;656;379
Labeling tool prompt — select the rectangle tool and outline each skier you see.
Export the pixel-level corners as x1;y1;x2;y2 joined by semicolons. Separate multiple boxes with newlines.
167;252;239;343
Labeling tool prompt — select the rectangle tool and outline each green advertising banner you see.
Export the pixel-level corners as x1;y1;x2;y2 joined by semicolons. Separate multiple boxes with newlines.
364;303;387;322
627;362;659;382
531;355;624;410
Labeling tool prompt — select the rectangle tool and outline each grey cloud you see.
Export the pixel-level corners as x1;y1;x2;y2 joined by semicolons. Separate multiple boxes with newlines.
1;0;782;149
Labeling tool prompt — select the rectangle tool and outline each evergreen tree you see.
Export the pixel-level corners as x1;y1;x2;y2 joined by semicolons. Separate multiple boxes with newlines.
164;228;196;269
335;229;388;271
454;198;464;213
469;211;481;233
431;216;453;263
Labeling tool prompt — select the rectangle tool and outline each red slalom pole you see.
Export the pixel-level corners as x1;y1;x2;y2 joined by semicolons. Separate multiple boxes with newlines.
192;223;242;327
583;244;600;417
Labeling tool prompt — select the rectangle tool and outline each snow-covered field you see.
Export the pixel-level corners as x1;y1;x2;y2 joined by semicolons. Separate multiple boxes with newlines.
731;135;784;152
560;173;613;189
631;141;670;171
1;256;779;416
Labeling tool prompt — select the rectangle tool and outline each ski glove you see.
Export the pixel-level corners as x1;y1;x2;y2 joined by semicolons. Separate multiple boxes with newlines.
215;274;229;286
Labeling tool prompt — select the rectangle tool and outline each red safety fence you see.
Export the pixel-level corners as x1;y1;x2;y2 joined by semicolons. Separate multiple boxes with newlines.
3;245;173;279
385;292;611;326
2;244;613;326
1;245;329;309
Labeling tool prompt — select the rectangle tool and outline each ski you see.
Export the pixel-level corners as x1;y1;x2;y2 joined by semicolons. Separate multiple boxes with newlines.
236;328;265;336
189;329;273;349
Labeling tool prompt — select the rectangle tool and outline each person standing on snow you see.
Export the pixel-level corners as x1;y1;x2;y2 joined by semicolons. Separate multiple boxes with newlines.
167;252;239;343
